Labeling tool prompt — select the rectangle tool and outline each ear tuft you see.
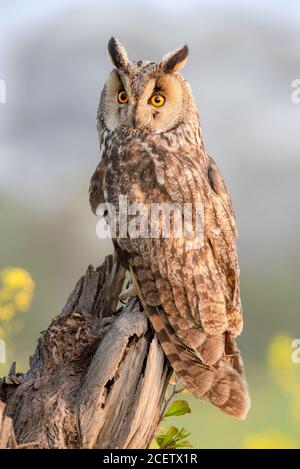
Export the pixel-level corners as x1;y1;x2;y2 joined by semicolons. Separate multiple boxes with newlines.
108;37;129;69
160;44;189;73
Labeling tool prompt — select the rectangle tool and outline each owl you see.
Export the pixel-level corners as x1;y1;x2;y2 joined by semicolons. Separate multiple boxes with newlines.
89;37;250;419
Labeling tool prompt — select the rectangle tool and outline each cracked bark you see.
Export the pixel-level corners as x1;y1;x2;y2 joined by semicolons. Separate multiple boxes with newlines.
0;255;171;449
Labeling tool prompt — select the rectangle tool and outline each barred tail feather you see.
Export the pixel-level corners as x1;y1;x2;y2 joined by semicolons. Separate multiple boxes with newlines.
129;266;250;420
147;306;251;420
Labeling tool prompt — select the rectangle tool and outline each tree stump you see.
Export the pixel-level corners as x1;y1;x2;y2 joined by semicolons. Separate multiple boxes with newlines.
0;255;171;449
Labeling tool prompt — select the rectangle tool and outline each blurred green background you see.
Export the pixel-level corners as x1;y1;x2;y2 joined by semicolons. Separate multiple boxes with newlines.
0;0;299;448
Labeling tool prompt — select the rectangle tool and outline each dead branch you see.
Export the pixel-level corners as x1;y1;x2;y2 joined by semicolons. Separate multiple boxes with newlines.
0;255;171;449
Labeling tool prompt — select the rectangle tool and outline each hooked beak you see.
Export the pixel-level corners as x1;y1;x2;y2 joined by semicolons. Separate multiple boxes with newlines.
128;111;150;129
130;114;137;128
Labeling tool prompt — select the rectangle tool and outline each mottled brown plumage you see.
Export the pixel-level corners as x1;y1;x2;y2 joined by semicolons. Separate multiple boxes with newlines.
89;38;250;419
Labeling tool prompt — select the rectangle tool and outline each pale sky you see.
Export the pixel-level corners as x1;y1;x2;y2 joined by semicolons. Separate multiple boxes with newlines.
1;0;299;43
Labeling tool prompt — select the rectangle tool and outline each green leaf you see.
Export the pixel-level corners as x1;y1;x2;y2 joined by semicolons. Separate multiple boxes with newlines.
175;427;191;441
156;427;167;447
174;440;193;448
159;426;178;448
164;400;191;418
156;426;193;449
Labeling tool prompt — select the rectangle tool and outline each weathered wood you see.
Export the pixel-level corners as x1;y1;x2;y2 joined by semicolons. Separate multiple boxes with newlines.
0;401;14;449
0;255;171;449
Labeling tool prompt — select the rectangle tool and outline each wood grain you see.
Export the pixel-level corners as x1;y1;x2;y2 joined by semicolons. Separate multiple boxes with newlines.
0;255;171;449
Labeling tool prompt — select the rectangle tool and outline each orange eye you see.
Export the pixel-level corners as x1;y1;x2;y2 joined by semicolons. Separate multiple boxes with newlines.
117;90;128;104
150;95;165;107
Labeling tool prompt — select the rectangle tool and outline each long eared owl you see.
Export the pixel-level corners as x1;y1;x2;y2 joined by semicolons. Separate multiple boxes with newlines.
89;37;250;419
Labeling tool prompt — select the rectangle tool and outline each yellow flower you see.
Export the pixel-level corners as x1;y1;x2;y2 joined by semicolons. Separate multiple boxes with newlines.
244;429;299;449
0;289;13;302
290;389;300;424
244;335;300;449
0;304;15;321
268;335;299;395
1;268;34;290
268;335;294;373
14;291;33;312
0;267;35;323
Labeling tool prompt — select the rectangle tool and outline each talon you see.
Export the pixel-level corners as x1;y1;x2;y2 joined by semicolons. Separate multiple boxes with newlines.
119;286;137;302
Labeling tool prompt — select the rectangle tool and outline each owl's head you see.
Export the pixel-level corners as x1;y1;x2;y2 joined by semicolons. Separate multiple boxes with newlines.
98;37;197;135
